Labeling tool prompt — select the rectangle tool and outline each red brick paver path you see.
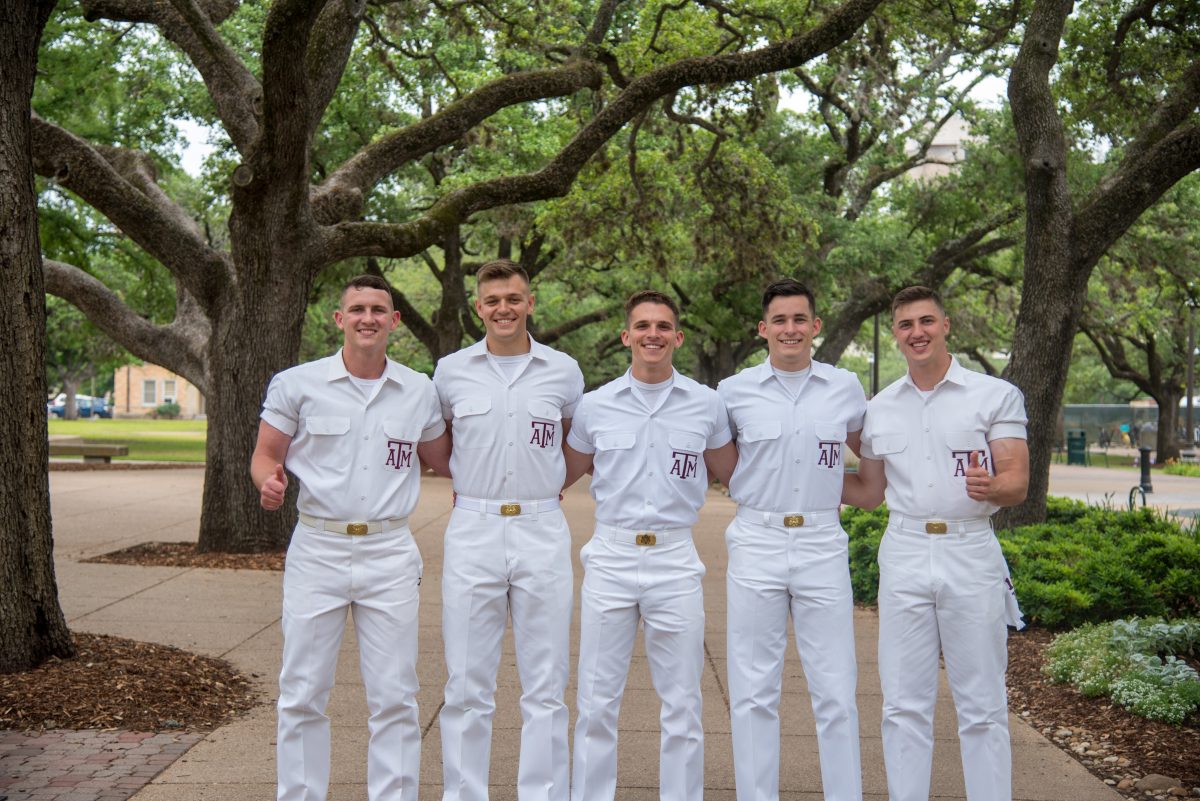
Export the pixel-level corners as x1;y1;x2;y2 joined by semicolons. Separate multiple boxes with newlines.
0;729;203;801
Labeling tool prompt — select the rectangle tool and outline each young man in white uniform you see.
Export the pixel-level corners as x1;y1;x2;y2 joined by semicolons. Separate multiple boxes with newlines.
433;259;584;801
846;286;1028;801
252;274;451;801
717;279;866;801
564;290;738;801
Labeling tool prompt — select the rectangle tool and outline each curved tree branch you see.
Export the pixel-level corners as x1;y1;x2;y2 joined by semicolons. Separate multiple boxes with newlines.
44;260;210;393
532;306;615;344
81;0;262;154
321;0;887;261
1074;124;1200;269
31;115;232;311
306;0;367;133
311;61;606;224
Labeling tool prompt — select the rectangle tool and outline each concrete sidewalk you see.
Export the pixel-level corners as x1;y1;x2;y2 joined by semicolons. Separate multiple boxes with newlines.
43;466;1128;801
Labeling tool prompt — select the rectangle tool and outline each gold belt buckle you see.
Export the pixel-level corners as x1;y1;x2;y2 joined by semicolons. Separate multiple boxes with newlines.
783;514;804;528
346;522;369;536
925;521;948;535
500;503;521;516
635;532;657;546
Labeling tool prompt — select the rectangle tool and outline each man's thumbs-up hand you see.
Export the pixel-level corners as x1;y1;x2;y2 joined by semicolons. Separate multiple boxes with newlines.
261;463;288;510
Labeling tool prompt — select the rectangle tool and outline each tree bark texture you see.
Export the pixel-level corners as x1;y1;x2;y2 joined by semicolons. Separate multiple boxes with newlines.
0;0;73;673
1000;0;1200;527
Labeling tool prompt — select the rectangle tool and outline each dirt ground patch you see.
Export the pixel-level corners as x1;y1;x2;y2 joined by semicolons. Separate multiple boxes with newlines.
0;633;260;732
83;541;284;571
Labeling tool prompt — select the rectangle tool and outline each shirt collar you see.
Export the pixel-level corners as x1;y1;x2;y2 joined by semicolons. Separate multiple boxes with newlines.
902;354;965;393
616;367;699;394
325;348;405;386
755;359;833;383
463;334;547;361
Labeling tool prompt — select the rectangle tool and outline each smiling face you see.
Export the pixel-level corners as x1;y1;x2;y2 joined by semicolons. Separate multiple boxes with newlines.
335;286;400;354
759;294;821;371
622;301;684;382
475;274;533;355
892;298;951;374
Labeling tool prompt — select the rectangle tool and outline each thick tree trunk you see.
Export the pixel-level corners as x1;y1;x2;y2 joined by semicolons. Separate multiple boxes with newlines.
998;260;1089;529
196;257;312;553
0;0;73;673
1155;388;1183;463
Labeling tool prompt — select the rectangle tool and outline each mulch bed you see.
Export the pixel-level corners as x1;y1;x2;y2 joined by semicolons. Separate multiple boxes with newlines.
0;633;259;732
83;541;284;571
1007;627;1200;799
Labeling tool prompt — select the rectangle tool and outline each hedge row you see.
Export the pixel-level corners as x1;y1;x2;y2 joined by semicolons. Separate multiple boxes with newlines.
842;498;1200;629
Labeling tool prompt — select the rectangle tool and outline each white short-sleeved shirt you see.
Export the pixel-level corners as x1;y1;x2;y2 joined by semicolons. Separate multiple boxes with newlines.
260;350;446;521
434;336;584;500
860;357;1027;519
568;369;732;530
719;360;866;512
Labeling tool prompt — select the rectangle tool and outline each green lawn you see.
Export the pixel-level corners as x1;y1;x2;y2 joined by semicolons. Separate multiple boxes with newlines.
48;419;207;462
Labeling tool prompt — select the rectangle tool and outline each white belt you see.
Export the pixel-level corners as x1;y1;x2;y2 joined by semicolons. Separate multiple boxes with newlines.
454;495;561;516
298;512;409;536
735;506;840;529
596;522;691;546
888;513;991;536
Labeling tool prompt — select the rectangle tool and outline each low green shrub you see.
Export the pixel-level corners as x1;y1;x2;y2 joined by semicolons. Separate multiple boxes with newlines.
155;401;182;419
1044;617;1200;724
1161;461;1200;478
842;498;1200;628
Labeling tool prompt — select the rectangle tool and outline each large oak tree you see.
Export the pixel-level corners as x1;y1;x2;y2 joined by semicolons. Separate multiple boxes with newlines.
1;0;73;672
35;0;884;551
1002;0;1200;526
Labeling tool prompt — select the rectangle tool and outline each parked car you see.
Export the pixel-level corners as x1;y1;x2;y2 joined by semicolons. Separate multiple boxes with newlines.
48;394;112;418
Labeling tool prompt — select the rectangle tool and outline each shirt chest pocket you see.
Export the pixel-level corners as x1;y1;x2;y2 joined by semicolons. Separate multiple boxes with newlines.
813;422;846;470
667;430;705;481
381;420;418;472
946;430;990;476
305;415;351;468
594;430;636;476
525;400;562;451
740;421;781;445
870;432;907;460
452;396;494;449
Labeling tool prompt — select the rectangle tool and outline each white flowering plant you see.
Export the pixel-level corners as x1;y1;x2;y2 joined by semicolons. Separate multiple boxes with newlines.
1043;617;1200;724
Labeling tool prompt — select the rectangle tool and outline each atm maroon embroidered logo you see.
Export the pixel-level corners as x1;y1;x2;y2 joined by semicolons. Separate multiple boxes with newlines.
670;450;699;480
386;439;414;470
530;421;556;448
817;441;842;469
951;450;989;476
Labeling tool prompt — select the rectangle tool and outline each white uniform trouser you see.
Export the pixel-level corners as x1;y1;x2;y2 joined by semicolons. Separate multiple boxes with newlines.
440;505;573;801
277;521;422;801
877;518;1012;801
572;525;706;801
725;512;862;801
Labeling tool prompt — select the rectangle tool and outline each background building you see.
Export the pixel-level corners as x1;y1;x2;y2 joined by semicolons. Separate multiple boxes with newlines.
111;364;205;418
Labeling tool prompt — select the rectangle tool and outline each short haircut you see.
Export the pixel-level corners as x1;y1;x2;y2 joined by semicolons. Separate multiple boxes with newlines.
624;289;680;327
341;274;392;304
891;285;945;315
476;258;530;287
762;278;817;317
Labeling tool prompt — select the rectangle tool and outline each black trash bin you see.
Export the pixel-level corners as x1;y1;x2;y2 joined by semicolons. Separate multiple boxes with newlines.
1066;429;1088;465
